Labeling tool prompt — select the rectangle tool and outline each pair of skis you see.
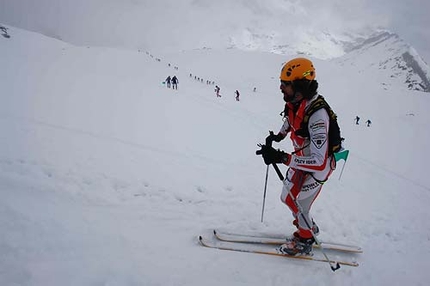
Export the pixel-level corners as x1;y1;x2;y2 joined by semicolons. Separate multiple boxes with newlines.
198;230;361;268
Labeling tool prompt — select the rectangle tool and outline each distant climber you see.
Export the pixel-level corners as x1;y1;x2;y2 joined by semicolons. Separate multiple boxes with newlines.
172;76;179;90
235;90;240;101
215;85;221;97
365;119;372;127
355;116;360;125
165;76;171;88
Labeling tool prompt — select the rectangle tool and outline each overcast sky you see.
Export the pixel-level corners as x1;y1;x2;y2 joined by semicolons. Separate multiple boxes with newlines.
0;0;429;63
295;0;429;62
352;0;430;63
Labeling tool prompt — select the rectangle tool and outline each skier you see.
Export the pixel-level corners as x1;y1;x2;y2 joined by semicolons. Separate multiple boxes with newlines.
165;76;171;88
172;75;179;90
366;119;372;127
355;115;360;125
215;85;221;97
257;57;336;256
235;90;240;101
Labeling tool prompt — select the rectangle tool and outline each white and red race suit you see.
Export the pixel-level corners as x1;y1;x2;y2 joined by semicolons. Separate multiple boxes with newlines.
277;94;336;239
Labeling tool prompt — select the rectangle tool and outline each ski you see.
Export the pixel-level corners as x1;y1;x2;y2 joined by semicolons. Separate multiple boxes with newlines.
213;230;362;253
198;235;359;267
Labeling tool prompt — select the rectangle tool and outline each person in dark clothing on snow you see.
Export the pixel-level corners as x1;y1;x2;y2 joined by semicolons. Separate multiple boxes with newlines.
235;90;240;101
172;76;179;90
355;116;360;125
165;76;171;88
366;119;372;127
215;85;221;97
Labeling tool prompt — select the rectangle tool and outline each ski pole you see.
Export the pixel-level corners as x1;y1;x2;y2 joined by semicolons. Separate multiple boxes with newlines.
338;159;347;180
257;131;283;222
260;165;269;222
271;163;340;272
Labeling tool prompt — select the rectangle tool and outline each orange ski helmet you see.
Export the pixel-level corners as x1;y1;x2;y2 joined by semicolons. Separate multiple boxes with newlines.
280;57;316;81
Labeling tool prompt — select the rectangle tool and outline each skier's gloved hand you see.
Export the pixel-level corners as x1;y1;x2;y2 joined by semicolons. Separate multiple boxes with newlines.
266;132;283;145
260;145;290;165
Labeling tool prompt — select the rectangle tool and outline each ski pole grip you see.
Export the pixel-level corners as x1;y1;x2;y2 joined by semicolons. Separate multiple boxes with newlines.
256;131;276;156
266;131;275;147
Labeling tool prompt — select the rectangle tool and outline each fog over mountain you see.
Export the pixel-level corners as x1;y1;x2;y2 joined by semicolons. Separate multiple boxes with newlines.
0;0;416;57
1;0;429;92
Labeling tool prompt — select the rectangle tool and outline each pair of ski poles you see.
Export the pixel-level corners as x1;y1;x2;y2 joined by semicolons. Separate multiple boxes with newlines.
256;135;340;271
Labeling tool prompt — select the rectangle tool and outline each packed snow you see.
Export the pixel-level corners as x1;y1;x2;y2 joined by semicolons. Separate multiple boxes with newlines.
1;25;430;286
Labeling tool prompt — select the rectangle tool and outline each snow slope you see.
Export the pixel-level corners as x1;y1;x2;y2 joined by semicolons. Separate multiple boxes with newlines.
1;25;430;286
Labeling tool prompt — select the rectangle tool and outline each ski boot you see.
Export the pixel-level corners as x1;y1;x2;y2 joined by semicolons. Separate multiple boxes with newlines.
279;234;315;256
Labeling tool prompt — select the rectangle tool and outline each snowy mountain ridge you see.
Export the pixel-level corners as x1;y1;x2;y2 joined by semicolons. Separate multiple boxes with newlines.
1;0;429;93
225;25;362;60
3;20;429;93
336;31;430;92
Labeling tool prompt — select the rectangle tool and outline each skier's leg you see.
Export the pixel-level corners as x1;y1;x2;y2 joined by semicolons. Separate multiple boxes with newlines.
295;166;334;238
281;169;326;239
280;168;306;217
295;176;323;238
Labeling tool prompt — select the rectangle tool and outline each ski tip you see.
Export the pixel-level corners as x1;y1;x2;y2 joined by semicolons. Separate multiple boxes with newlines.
197;235;206;247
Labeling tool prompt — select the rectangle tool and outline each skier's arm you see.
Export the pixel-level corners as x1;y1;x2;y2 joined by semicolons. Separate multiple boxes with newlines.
267;120;289;143
279;119;290;138
287;108;330;172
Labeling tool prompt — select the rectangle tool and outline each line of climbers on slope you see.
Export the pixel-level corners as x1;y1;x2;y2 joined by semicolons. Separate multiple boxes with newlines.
147;49;255;101
354;116;372;127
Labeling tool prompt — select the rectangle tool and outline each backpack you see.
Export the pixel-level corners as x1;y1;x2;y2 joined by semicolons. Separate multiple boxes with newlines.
285;95;344;155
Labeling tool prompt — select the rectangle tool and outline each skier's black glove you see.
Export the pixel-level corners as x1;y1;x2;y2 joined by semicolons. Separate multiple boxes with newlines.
266;132;283;144
259;145;290;165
